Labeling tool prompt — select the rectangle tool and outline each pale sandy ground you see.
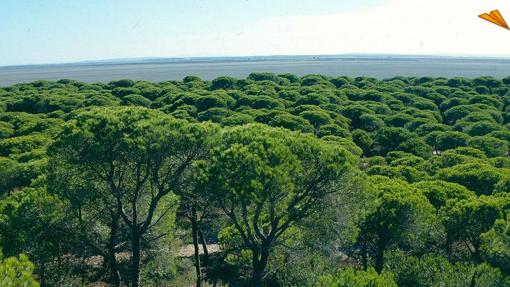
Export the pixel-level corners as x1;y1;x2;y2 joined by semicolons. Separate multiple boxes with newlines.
176;244;221;257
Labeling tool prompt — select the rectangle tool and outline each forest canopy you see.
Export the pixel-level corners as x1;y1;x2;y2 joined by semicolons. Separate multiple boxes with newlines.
0;74;509;286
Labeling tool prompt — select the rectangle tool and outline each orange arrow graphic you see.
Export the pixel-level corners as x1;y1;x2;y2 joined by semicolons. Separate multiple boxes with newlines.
479;10;509;30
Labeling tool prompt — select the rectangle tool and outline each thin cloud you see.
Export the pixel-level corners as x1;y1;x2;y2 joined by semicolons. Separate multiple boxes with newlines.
173;0;510;57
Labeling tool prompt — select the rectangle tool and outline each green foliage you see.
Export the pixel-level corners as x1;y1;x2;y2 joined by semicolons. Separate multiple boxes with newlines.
467;136;509;157
0;187;73;285
397;137;432;159
445;196;505;258
481;215;510;275
358;176;440;272
385;251;473;287
373;127;415;155
0;157;21;194
465;121;502;136
122;94;152;107
211;76;237;90
366;165;428;183
0;251;39;287
196;92;235;111
440;163;506;195
386;251;510;286
203;123;357;283
1;76;510;286
414;180;475;210
48;106;219;285
474;263;510;286
425;131;469;151
318;267;397;287
0;134;49;157
0;121;14;139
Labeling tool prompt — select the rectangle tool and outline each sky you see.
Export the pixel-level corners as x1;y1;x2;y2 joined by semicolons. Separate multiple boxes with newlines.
2;0;510;66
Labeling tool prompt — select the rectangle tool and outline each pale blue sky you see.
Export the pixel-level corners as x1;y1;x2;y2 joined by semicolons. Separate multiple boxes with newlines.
2;0;510;66
0;0;383;66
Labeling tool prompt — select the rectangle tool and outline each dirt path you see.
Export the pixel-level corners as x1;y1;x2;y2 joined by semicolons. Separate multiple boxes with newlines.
176;244;221;257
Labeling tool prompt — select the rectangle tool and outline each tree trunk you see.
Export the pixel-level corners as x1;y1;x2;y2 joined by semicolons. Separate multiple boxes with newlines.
57;241;62;270
107;215;121;287
251;246;270;287
446;234;452;261
40;262;46;287
251;250;263;287
375;237;385;274
106;249;121;287
252;264;264;287
473;243;481;264
470;270;478;287
198;228;209;266
131;231;142;287
191;208;202;287
361;240;368;271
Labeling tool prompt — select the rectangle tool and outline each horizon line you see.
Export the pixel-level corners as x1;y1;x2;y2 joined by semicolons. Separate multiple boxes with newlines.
4;53;510;69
